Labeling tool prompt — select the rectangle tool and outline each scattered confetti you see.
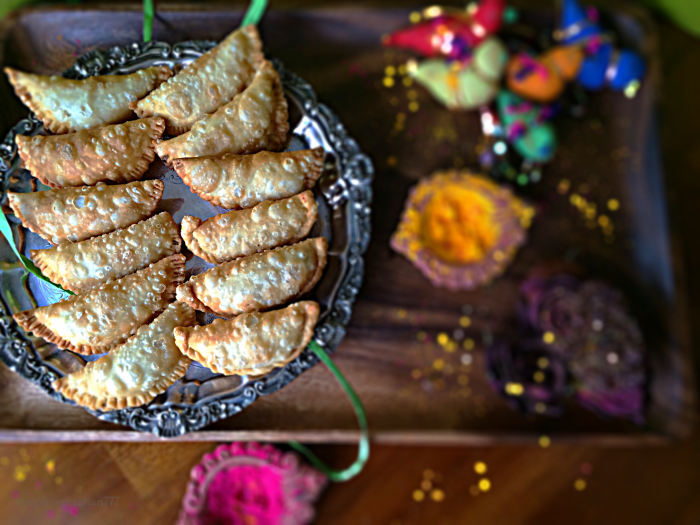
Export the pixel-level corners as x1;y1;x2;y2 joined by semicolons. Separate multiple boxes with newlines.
505;382;524;396
430;488;445;502
14;464;30;482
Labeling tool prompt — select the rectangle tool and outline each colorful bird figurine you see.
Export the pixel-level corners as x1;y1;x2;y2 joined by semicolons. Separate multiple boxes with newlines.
409;37;509;110
556;0;646;93
506;45;584;103
383;0;507;60
497;91;557;163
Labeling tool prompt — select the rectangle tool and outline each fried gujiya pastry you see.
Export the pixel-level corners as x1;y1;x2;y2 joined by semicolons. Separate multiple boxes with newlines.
4;66;172;134
31;212;181;294
181;191;318;264
155;61;289;165
7;179;164;245
176;237;327;318
132;26;264;135
14;254;186;355
172;147;325;210
174;301;320;376
15;117;166;188
52;302;197;411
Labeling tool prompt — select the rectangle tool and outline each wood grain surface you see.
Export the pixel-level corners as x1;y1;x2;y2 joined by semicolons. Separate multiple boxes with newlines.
0;3;694;442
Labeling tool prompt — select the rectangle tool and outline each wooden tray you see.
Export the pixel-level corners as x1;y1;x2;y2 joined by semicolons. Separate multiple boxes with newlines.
0;5;694;443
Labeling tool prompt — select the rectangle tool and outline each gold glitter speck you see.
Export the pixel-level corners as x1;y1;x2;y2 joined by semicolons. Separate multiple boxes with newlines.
533;371;545;383
539;435;551;448
409;11;421;23
505;382;524;396
459;316;472;327
474;461;487;474
408;101;420;112
431;489;445;502
413;489;425;502
478;478;491;492
543;331;555;344
437;333;449;346
608;199;620;211
574;479;587;491
463;338;475;350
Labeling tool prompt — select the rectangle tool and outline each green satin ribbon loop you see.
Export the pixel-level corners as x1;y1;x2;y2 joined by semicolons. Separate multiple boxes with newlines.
0;211;73;296
143;0;154;43
241;0;269;27
289;340;370;482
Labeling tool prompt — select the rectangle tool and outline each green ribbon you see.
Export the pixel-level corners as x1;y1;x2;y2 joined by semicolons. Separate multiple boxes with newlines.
0;211;74;296
289;340;370;482
143;0;155;43
241;0;269;27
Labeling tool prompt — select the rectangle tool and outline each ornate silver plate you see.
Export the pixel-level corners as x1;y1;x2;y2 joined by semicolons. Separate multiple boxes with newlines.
0;40;373;437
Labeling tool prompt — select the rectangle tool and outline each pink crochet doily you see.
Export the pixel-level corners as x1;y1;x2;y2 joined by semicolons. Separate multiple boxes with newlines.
176;442;327;525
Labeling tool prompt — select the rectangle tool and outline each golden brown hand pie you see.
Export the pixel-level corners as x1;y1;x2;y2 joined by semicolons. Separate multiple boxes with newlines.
174;301;320;376
172;147;324;210
14;254;185;355
7;179;164;245
176;237;327;318
52;302;196;411
4;66;172;134
32;212;181;294
16;117;166;188
181;191;318;264
155;61;289;164
132;26;263;135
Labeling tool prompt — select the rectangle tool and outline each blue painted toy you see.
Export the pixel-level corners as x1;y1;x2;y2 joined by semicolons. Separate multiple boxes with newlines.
557;0;646;92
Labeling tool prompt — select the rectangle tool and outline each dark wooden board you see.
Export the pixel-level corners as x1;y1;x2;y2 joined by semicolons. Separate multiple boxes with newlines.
0;5;693;442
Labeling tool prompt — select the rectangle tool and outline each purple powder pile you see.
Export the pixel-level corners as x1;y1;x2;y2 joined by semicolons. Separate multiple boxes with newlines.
488;274;647;424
